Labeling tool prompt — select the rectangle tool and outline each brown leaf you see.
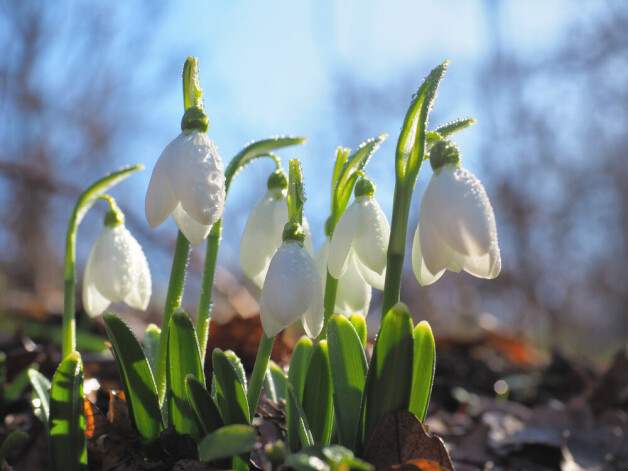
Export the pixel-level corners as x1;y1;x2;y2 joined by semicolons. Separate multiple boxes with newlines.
388;458;452;471
364;410;454;471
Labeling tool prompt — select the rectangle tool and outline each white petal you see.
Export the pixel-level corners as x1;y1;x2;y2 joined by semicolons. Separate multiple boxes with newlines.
301;257;324;338
328;201;360;279
335;253;372;317
172;203;212;245
418;211;455;275
82;248;111;317
241;192;286;287
123;236;152;310
259;242;317;336
171;131;226;226
90;226;135;303
352;197;390;276
461;240;502;279
314;239;331;290
145;150;177;229
302;217;314;256
411;225;445;286
354;255;386;291
429;166;496;257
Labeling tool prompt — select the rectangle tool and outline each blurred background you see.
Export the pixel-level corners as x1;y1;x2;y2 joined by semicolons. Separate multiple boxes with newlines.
1;0;626;365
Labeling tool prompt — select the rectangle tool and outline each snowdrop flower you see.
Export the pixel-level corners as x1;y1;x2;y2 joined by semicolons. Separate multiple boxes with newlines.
241;170;313;288
260;223;323;338
412;140;501;286
145;106;226;245
328;178;390;290
315;236;371;317
83;206;151;317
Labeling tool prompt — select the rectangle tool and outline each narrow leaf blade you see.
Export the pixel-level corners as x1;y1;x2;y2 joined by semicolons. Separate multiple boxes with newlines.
357;303;414;456
409;321;436;421
212;348;250;425
143;323;161;375
327;315;367;447
166;310;205;439
287;336;314;451
268;360;288;402
302;340;333;445
185;374;224;437
287;384;314;449
103;313;163;445
49;352;86;471
198;425;257;462
28;369;51;429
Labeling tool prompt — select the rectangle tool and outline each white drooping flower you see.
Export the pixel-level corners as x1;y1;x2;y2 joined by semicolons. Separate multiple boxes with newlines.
315;238;371;317
328;180;390;290
145;129;226;245
412;159;501;286
260;239;323;338
240;179;313;288
83;217;151;317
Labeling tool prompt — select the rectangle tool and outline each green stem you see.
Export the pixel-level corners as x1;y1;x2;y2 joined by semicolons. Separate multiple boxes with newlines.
155;230;191;402
381;180;414;315
63;220;78;358
318;271;338;341
246;333;275;421
196;219;222;362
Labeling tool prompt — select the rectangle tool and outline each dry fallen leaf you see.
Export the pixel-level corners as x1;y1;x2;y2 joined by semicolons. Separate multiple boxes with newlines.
364;410;454;471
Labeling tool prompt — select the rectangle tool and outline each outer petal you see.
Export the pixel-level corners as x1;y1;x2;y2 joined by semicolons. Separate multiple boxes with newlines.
302;217;314;256
300;256;324;338
123;235;152;310
241;191;286;287
145;149;177;229
82;248;111;317
419;196;455;274
335;252;371;317
260;242;316;336
352;197;390;276
429;166;496;257
354;256;386;291
171;131;226;226
173;203;212;245
327;201;359;279
411;225;445;286
460;240;501;279
90;226;135;303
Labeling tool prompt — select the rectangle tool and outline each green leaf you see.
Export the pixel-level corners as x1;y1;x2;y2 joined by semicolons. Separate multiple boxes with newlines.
49;352;86;471
225;136;307;192
182;56;203;111
287;336;314;451
331;147;350;205
267;360;288;402
263;367;277;403
224;350;248;394
409;321;436;421
332;134;387;227
302;340;333;445
347;314;367;348
288;159;306;225
0;430;28;462
198;424;257;462
432;118;476;142
327;315;367;448
28;368;51;429
212;348;250;425
143;323;161;375
285;453;329;471
295;445;373;471
287;383;314;449
356;303;414;456
5;364;33;402
395;61;449;181
166;310;205;439
103;313;163;445
186;374;223;437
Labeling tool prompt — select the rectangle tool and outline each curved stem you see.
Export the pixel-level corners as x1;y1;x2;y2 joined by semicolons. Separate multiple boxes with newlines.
155;230;190;402
246;333;275;421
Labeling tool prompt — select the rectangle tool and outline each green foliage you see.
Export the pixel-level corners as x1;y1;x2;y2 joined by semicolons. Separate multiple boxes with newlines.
198;425;257;462
287;336;314;451
288;383;314;449
0;430;28;464
286;445;373;471
185;374;223;437
103;313;163;446
166;310;204;439
356;304;414;456
327;315;367;448
49;352;86;471
28;369;51;429
301;340;333;445
212;348;250;426
410;321;436;421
